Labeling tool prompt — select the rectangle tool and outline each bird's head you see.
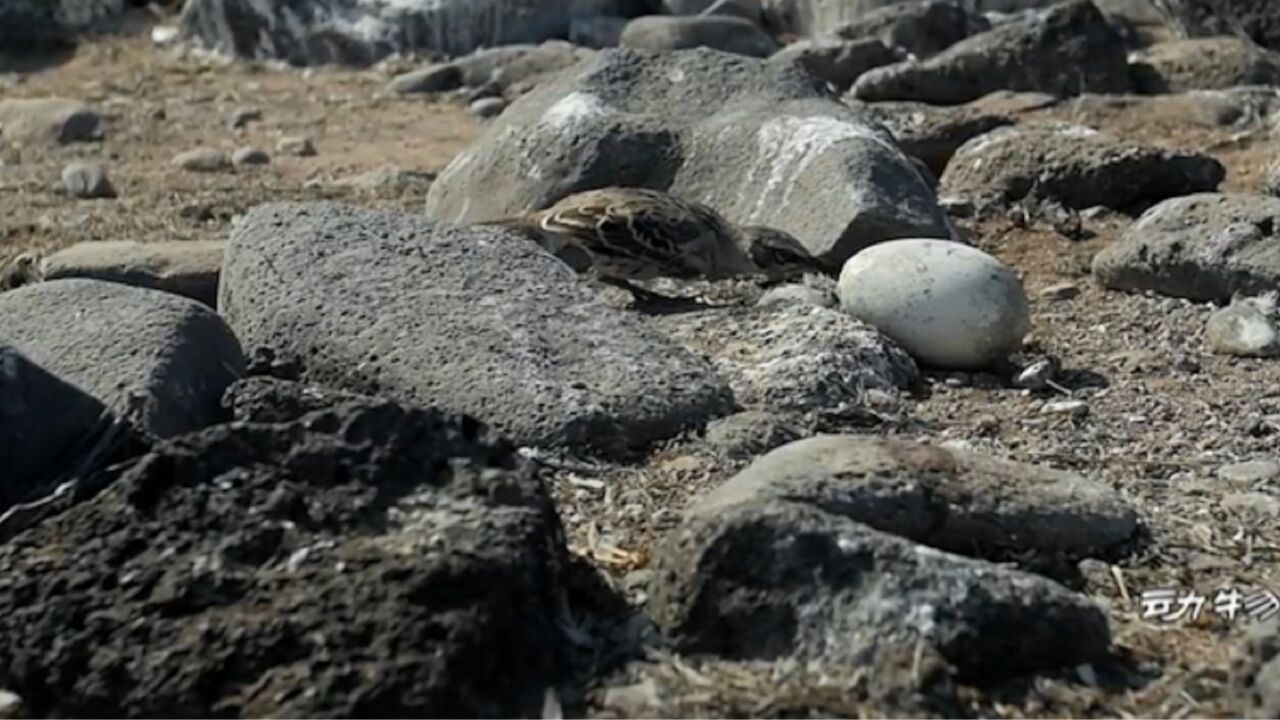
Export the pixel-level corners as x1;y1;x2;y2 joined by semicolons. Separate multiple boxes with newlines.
739;226;830;279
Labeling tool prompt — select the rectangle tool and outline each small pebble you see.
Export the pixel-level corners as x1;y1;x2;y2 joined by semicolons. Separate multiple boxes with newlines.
1216;460;1280;484
1014;356;1059;390
1039;282;1080;301
276;136;317;157
1041;399;1088;417
232;147;271;167
172;148;230;172
468;97;507;119
60;161;115;199
229;107;262;129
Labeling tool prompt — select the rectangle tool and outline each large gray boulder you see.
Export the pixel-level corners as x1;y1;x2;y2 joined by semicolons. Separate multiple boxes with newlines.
179;0;578;66
389;41;596;96
424;48;953;267
1092;193;1280;302
650;496;1111;682
0;279;244;439
852;0;1133;104
0;98;105;146
652;304;920;412
829;0;993;59
220;202;735;456
621;15;779;57
0;399;572;717
939;123;1225;211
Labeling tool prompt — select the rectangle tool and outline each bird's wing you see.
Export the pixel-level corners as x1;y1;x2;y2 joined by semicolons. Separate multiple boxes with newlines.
537;193;709;277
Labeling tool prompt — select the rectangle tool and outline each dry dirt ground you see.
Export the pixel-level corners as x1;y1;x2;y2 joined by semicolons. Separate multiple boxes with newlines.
3;22;1280;720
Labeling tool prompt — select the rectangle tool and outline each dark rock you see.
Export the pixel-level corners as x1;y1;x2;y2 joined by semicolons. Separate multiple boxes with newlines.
0;400;571;717
831;0;992;59
179;0;578;66
650;499;1112;682
0;279;243;438
939;123;1224;211
41;240;225;308
1092;193;1280;302
222;376;383;424
852;0;1132;105
1233;618;1280;718
1152;0;1280;51
848;97;1015;176
695;435;1140;556
425;47;952;269
1130;37;1280;93
220;202;734;456
653;303;920;413
621;15;779;57
704;409;805;459
768;36;897;91
0;0;127;52
391;42;595;96
0;345;112;510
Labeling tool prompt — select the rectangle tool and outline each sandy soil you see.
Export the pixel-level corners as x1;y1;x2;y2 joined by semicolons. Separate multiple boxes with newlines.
3;20;1279;720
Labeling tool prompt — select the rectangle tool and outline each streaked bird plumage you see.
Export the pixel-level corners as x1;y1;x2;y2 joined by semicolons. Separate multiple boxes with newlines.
485;187;825;287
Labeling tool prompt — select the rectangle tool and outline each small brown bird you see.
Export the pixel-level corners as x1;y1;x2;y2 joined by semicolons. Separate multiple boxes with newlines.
484;186;825;306
0;252;43;292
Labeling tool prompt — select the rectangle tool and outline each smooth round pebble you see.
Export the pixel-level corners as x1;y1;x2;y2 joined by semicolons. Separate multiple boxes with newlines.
232;147;271;167
277;136;317;157
838;238;1030;369
469;97;507;119
60;161;115;199
173;148;230;172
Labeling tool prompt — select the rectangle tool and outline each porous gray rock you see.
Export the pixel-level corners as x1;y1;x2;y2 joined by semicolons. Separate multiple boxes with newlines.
1233;618;1280;718
41;240;226;307
939;123;1224;211
424;47;952;268
0;399;572;717
768;37;896;91
220;202;734;456
847;97;1016;176
621;15;779;57
179;0;579;66
390;41;596;95
60;160;115;199
852;0;1133;104
830;0;992;59
0;98;104;146
0;279;244;438
0;345;112;510
704;410;805;459
653;303;920;413
1206;293;1280;357
650;497;1112;682
1091;193;1280;302
696;435;1140;556
1130;37;1280;93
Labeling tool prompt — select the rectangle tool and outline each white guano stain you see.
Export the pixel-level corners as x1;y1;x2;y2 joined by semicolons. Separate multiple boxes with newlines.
539;91;613;132
746;115;900;223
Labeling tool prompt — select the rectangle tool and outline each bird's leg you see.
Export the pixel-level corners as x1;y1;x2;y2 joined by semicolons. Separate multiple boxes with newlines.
595;276;724;314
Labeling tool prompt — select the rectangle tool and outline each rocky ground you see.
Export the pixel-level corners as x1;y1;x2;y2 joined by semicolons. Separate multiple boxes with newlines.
3;1;1280;718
